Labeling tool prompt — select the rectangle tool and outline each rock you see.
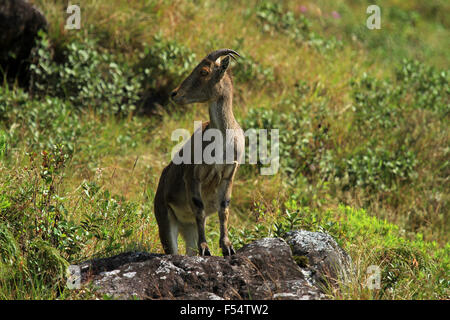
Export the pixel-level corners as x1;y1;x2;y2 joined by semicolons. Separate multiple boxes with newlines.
0;0;48;82
283;230;352;288
77;238;326;300
75;231;351;300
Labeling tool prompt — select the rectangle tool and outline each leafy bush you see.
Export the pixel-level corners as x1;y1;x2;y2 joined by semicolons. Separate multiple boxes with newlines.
347;60;447;193
254;1;341;50
29;31;143;115
0;145;145;297
396;59;449;114
0;86;82;153
351;60;449;131
332;146;417;192
78;181;143;255
242;89;331;176
136;34;196;94
230;39;275;86
255;2;310;38
243;73;419;193
351;73;403;131
0;147;79;293
0;130;7;158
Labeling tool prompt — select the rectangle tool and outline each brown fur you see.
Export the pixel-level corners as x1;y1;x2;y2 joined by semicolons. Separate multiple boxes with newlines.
154;51;244;256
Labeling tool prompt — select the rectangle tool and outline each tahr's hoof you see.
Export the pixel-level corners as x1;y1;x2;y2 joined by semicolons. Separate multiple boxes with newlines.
222;245;236;257
199;242;211;256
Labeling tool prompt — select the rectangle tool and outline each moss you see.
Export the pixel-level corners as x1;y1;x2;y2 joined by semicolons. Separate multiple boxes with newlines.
293;255;309;268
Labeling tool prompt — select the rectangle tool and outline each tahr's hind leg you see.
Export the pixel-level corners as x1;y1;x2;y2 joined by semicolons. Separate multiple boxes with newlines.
179;222;198;256
155;205;179;255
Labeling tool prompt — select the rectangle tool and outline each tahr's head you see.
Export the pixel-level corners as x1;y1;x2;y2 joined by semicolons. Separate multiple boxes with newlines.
170;49;240;105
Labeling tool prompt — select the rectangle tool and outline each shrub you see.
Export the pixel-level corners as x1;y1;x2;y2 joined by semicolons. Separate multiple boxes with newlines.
332;145;417;192
255;2;310;38
254;1;341;51
79;181;142;255
0;130;7;158
0;147;80;294
0;145;145;298
138;34;196;87
351;73;403;131
242;90;331;176
396;59;449;114
135;34;196;102
29;31;143;116
230;39;275;86
351;60;449;132
0;86;82;153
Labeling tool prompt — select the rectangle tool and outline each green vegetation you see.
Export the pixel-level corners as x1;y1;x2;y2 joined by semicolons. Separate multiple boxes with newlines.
0;0;448;299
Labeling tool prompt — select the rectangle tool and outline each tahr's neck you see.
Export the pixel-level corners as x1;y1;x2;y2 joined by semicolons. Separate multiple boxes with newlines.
208;89;237;132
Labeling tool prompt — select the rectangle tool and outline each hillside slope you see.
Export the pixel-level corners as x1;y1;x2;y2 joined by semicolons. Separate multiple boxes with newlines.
0;0;448;299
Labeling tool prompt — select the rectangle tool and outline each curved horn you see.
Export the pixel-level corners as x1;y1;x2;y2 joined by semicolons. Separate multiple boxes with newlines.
206;49;241;61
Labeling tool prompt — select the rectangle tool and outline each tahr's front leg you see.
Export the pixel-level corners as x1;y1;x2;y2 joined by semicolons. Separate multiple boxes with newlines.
195;212;210;256
218;161;238;256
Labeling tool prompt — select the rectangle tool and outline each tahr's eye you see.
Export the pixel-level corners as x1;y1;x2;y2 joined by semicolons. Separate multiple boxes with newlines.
200;69;209;76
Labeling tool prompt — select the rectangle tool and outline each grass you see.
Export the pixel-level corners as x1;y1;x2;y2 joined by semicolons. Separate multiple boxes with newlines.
0;0;448;299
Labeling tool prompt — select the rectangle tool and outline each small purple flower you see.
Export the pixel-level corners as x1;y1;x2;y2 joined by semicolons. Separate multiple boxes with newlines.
332;11;341;19
299;5;307;13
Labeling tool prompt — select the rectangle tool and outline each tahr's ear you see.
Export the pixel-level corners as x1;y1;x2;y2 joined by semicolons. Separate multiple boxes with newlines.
217;55;230;78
